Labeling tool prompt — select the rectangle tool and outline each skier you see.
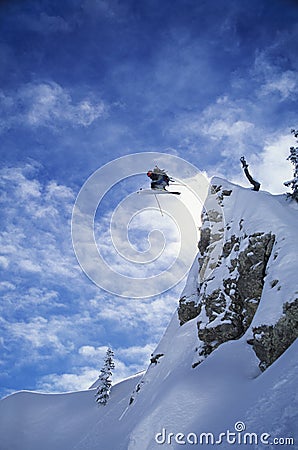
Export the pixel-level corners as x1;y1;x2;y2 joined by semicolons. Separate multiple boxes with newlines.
147;165;172;190
240;156;261;191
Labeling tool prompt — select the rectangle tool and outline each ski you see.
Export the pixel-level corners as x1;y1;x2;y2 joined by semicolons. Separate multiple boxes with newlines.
137;189;181;195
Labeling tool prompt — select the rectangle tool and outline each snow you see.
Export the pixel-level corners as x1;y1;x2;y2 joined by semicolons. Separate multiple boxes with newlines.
0;373;143;450
179;250;199;300
0;178;297;449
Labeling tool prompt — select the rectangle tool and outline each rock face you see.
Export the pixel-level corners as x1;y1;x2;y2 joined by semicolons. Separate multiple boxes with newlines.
178;179;298;371
196;231;275;360
248;299;298;371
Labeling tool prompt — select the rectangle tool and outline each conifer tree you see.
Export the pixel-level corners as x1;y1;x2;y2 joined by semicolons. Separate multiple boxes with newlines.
284;129;298;201
95;348;115;406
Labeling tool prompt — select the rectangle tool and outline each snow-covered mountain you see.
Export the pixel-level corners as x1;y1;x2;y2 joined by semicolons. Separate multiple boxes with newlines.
1;177;297;450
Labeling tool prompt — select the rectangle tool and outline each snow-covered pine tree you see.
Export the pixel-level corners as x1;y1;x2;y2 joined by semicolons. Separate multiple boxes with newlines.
284;129;298;201
95;348;115;406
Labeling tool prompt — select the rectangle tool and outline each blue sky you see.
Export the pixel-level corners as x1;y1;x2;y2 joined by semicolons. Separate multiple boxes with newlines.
1;0;298;397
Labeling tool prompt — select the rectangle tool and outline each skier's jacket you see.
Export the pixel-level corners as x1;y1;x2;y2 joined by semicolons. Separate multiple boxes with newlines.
147;171;170;184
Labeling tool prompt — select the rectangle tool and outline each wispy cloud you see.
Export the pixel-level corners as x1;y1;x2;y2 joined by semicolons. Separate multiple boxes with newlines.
253;48;298;101
0;163;78;283
38;343;155;392
36;367;100;392
4;316;72;354
95;208;181;278
92;292;179;338
252;132;294;194
199;96;255;154
259;71;298;100
0;82;108;132
0;161;180;395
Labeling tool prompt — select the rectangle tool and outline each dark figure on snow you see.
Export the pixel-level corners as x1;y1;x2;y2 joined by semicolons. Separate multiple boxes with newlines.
150;353;164;365
240;156;261;191
147;165;172;190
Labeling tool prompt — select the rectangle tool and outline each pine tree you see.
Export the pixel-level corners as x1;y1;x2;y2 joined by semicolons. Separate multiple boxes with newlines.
95;348;115;406
284;129;298;201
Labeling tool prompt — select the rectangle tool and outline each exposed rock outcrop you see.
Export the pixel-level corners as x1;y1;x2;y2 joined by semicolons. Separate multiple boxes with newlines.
193;230;275;364
248;299;298;371
178;296;201;325
178;181;292;369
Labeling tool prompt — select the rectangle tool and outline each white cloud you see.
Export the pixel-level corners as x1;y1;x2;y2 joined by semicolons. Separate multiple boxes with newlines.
252;45;298;102
18;259;42;273
254;133;294;194
117;343;155;363
24;82;107;127
176;91;294;192
204;119;254;141
1;165;41;199
0;281;15;290
92;290;178;338
95;207;181;278
46;181;74;200
260;71;298;100
36;358;144;393
0;287;63;323
0;82;108;132
111;358;146;385
0;161;185;396
37;367;100;393
198;96;255;147
0;163;80;284
79;343;154;366
79;345;108;358
230;131;295;194
36;342;154;393
72;187;195;298
6;316;73;354
0;256;9;269
168;95;256;159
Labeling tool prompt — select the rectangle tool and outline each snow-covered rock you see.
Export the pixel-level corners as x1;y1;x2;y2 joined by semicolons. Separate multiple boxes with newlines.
179;177;298;370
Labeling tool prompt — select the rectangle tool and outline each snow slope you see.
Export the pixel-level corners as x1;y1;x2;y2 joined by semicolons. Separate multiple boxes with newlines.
0;373;143;450
126;317;298;450
0;178;297;450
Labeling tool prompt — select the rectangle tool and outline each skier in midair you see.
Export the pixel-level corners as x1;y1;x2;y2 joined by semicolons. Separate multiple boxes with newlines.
147;165;172;190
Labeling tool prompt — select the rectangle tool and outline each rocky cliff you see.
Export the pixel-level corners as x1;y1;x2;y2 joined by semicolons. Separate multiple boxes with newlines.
179;178;298;371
